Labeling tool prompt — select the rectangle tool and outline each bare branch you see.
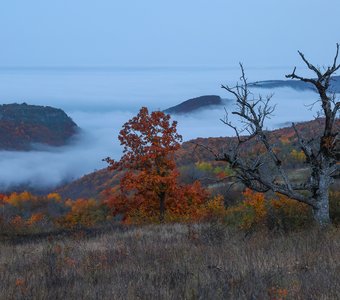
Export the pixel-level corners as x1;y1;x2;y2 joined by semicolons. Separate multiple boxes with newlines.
332;101;340;119
285;67;317;85
332;43;340;69
190;141;219;159
216;46;340;225
219;64;301;198
292;122;314;162
324;43;340;77
297;50;323;79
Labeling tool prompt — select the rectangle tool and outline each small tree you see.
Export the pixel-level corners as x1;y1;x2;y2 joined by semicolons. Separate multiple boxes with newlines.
105;107;207;223
217;45;340;226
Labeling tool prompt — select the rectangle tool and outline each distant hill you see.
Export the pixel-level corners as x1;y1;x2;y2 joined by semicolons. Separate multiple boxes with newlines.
56;168;117;200
0;103;79;150
164;95;225;115
56;119;338;200
249;75;340;93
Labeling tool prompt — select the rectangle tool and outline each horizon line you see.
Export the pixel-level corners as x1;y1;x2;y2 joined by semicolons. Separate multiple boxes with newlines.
0;65;303;71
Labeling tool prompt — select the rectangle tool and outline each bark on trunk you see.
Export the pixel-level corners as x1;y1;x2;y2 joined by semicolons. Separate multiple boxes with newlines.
313;201;331;227
159;191;166;223
313;178;331;226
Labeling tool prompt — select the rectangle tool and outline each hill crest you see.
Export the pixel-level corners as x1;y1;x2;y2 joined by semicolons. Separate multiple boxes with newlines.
164;95;225;115
55;119;334;200
0;103;79;150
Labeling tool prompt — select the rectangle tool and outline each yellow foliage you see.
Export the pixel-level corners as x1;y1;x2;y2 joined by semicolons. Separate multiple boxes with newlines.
4;191;37;207
225;189;267;230
195;161;213;172
290;149;305;161
202;195;227;221
47;193;62;202
61;199;105;228
225;189;312;231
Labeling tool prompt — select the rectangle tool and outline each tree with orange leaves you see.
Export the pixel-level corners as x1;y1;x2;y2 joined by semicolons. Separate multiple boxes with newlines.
105;107;207;223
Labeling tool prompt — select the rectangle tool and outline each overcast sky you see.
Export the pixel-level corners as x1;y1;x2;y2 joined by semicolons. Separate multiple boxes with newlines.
0;0;339;68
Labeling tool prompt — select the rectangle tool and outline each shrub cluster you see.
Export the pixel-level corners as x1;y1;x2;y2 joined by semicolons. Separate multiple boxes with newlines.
1;188;339;237
224;189;340;232
0;192;107;235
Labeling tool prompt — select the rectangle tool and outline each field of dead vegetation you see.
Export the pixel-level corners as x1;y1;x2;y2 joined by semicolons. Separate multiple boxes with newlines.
0;224;339;299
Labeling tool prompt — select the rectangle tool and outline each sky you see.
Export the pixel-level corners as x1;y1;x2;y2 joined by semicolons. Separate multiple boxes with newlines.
0;0;339;68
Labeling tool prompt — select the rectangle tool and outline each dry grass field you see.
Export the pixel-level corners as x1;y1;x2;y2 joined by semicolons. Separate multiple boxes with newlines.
0;224;339;299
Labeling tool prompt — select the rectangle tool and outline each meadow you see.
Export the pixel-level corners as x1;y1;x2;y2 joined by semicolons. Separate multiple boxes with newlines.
1;224;339;299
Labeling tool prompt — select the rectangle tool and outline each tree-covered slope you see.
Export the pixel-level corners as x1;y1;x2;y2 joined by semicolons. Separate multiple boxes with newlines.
0;103;78;150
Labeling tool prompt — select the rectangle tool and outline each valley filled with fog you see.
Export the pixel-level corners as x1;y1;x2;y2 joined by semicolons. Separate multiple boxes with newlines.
0;67;324;190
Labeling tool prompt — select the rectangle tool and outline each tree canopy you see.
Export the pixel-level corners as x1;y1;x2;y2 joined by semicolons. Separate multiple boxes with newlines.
105;107;208;223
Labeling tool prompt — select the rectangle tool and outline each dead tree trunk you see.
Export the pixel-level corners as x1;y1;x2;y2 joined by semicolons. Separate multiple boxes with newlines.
313;176;331;225
217;44;339;227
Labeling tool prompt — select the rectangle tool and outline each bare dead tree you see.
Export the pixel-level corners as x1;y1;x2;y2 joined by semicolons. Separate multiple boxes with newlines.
217;45;340;226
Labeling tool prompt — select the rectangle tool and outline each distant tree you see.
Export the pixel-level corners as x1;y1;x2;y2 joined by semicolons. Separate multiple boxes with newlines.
105;107;207;223
216;45;340;226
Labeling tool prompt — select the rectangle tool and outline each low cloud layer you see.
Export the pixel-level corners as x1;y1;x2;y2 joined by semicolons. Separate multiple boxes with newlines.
0;110;132;191
0;86;322;191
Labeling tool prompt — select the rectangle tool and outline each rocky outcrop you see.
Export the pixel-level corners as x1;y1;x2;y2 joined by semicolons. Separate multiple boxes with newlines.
0;103;78;150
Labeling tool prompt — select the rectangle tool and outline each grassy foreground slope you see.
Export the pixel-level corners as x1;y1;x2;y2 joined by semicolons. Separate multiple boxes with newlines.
1;224;339;299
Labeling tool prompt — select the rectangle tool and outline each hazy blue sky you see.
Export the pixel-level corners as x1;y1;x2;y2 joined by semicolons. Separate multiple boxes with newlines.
0;0;339;68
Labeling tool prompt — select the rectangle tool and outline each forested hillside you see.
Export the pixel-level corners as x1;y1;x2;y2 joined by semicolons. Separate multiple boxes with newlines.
0;103;78;150
56;118;339;200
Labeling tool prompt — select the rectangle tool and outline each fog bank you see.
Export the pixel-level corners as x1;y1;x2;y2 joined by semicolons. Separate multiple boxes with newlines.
0;85;323;191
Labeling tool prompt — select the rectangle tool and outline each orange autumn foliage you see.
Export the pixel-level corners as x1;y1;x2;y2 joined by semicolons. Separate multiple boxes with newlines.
105;107;209;223
108;181;209;224
0;193;5;204
9;215;25;228
0;191;106;232
268;287;289;299
26;213;45;226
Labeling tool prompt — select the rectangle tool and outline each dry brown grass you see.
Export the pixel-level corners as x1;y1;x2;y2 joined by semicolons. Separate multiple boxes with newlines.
0;224;339;299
